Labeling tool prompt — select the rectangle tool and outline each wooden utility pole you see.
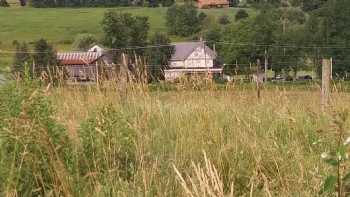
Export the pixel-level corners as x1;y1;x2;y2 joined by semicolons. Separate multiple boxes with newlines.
321;59;332;110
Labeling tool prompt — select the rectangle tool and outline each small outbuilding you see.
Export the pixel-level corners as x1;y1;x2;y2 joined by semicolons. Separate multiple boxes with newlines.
57;52;103;82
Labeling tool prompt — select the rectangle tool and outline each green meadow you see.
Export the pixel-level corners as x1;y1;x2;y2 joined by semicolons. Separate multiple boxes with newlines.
0;7;250;70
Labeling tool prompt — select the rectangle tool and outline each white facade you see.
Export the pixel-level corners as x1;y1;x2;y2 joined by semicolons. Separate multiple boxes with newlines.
165;42;222;81
169;46;214;68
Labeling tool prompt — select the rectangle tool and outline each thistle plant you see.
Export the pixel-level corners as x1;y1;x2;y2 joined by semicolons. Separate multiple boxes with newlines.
320;109;350;197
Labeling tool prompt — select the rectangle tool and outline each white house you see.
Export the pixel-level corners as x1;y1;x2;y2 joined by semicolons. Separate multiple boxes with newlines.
164;42;223;81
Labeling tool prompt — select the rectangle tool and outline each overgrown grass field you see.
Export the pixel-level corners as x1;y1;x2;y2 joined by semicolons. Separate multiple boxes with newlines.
1;79;350;196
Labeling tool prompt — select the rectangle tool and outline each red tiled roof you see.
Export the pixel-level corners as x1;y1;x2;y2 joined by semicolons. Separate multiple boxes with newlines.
57;52;102;65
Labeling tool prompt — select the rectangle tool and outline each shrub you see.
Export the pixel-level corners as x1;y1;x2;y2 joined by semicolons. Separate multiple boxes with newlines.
218;15;230;25
235;9;249;21
79;105;136;182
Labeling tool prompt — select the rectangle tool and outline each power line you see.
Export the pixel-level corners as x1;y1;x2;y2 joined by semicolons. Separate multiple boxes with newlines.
3;41;350;54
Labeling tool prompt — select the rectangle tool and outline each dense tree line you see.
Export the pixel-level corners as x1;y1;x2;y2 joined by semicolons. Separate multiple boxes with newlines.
29;0;135;7
198;0;350;79
28;0;174;7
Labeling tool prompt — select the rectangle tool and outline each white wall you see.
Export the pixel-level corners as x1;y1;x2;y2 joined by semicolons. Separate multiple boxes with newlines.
169;46;214;68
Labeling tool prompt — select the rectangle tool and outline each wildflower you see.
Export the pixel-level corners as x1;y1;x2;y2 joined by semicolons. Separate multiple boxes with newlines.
344;137;350;146
312;139;322;145
337;152;342;161
321;152;329;159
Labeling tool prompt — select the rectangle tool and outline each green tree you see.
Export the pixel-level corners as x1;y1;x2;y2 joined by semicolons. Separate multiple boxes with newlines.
166;5;201;37
102;11;149;50
305;0;350;78
219;8;279;75
146;33;174;81
204;27;222;50
270;7;308;78
220;18;257;75
32;39;57;77
12;41;31;75
72;34;97;51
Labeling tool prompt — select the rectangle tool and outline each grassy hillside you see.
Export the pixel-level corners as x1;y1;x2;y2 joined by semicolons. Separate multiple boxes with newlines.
0;7;252;70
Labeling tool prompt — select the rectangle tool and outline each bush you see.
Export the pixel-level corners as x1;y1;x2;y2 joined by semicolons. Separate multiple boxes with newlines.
235;9;249;21
218;15;230;25
79;105;136;182
72;34;97;51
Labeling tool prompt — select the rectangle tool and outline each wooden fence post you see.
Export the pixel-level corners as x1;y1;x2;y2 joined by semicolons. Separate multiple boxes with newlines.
95;61;100;90
256;59;263;99
264;48;268;82
321;59;331;110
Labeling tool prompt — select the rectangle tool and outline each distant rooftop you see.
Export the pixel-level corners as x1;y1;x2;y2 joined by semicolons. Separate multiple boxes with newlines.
57;52;103;65
170;42;217;61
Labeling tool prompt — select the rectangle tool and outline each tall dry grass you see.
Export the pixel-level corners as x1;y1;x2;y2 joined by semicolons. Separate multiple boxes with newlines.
1;80;350;196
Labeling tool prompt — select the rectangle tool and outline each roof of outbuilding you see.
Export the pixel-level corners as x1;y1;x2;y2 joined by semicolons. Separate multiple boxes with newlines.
57;52;103;65
170;42;217;61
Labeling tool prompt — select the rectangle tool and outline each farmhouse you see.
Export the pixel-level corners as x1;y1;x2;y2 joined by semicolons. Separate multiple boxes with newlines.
196;0;229;9
165;42;223;81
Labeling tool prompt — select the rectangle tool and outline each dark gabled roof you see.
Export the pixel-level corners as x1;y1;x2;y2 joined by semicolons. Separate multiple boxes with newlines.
57;52;103;65
170;42;217;61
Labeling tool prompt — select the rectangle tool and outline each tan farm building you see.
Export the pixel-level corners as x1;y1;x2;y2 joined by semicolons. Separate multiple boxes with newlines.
196;0;229;9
